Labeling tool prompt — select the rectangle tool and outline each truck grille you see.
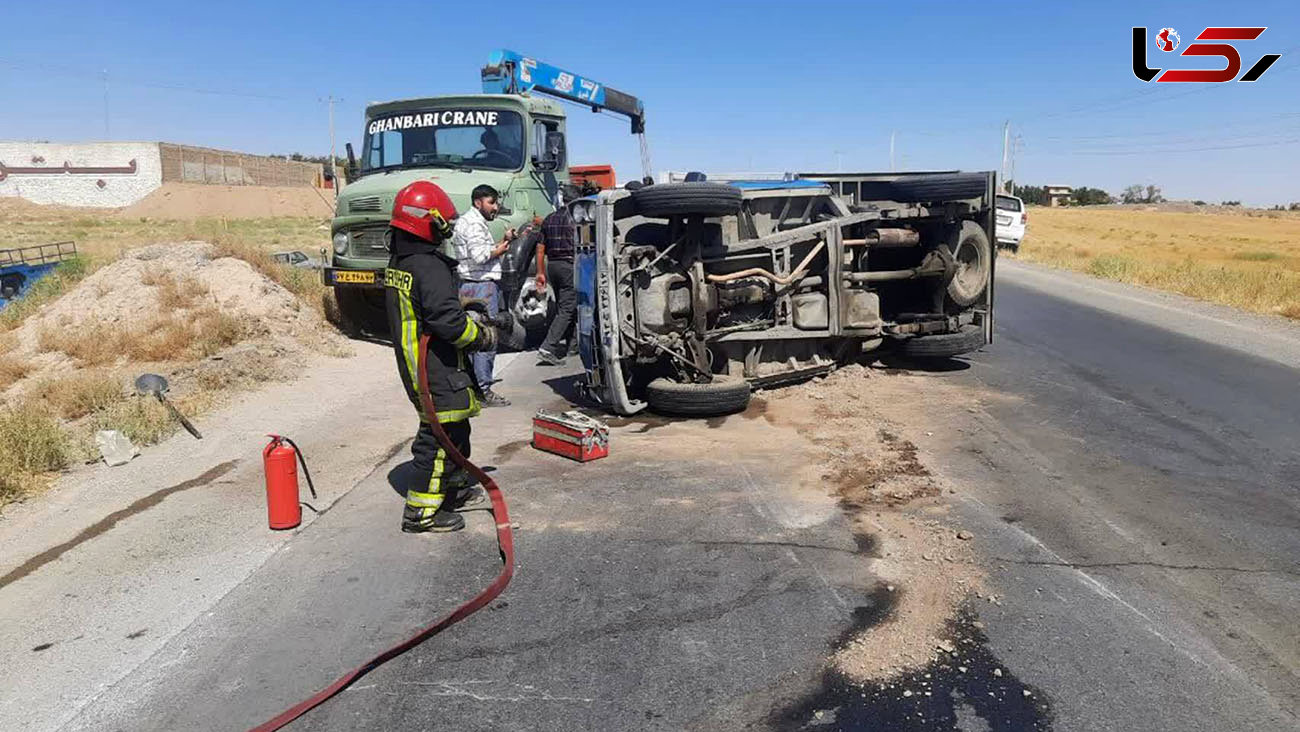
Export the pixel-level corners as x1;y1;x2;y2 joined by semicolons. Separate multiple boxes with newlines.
349;196;383;213
350;226;390;256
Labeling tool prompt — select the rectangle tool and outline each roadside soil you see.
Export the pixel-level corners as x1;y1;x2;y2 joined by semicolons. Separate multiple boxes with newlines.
116;183;335;220
1;240;348;504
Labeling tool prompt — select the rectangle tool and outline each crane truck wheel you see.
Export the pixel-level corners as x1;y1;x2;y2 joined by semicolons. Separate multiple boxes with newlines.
632;182;743;219
945;221;991;307
333;288;389;337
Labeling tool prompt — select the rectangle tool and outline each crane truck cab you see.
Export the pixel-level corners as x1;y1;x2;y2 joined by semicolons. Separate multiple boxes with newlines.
324;93;569;335
323;50;647;339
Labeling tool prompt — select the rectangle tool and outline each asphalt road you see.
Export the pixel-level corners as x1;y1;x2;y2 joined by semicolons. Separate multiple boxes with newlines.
930;261;1300;731
7;260;1300;731
56;356;881;731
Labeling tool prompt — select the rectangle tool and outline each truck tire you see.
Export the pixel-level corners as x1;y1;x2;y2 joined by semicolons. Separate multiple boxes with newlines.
946;220;991;306
632;182;743;219
645;374;751;417
896;326;986;359
856;173;988;203
335;288;388;336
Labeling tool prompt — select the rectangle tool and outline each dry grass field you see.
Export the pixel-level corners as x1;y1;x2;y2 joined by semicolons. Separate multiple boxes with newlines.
1011;206;1300;320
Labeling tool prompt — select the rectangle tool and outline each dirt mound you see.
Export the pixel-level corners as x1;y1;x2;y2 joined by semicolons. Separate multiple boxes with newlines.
116;183;335;220
0;195;114;217
3;241;335;398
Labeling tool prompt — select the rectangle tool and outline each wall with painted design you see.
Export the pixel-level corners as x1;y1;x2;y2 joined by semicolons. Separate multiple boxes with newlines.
0;142;164;208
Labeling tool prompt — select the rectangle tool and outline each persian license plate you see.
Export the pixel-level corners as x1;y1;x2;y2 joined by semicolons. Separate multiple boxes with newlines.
333;270;376;285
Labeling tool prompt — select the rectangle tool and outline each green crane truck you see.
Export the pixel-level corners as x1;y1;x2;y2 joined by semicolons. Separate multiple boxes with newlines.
323;50;648;335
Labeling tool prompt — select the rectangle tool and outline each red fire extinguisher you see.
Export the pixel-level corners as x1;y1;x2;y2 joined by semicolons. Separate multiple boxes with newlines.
263;434;318;530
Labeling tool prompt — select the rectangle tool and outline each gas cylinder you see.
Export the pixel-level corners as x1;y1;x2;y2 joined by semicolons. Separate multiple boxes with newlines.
263;435;315;530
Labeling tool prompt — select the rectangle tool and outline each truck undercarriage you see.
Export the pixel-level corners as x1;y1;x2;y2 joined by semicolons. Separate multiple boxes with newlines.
576;172;997;416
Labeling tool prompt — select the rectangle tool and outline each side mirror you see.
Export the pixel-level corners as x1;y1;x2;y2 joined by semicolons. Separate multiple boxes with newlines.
345;142;358;181
535;131;566;172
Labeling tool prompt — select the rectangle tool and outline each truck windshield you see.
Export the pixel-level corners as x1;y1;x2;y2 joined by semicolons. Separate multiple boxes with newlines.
361;109;524;173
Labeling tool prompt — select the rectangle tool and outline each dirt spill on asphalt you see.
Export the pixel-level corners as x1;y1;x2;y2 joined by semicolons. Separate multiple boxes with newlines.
755;364;989;682
0;460;238;590
771;605;1053;730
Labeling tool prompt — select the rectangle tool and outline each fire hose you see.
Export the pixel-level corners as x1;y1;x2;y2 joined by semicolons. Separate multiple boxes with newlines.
248;333;515;731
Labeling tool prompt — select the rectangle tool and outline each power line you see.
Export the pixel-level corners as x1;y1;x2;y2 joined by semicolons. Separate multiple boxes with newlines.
0;57;311;101
1037;136;1300;156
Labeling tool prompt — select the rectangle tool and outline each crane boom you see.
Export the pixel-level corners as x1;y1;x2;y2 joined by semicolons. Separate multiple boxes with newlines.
481;49;646;135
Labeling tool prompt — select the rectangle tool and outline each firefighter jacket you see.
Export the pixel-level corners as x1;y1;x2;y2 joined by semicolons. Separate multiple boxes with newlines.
385;228;482;423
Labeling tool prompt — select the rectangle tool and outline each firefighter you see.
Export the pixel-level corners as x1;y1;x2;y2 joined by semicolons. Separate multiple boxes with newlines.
384;180;497;533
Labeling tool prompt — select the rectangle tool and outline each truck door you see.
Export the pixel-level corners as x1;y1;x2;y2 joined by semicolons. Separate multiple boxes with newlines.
530;116;566;209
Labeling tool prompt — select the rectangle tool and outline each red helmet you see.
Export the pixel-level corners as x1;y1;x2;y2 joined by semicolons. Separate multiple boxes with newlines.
390;181;456;242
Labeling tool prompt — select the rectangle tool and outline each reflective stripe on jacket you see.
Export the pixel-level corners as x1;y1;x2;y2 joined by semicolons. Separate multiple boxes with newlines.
385;228;481;423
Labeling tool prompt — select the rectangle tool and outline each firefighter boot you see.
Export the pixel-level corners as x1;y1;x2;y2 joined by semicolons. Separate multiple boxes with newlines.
443;468;486;510
402;504;465;533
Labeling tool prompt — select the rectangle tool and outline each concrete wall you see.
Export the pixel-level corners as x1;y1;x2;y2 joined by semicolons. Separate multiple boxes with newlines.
159;144;322;188
0;142;163;207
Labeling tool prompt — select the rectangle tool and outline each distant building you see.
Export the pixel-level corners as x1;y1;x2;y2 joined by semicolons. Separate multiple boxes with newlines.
0;141;324;208
1045;184;1072;207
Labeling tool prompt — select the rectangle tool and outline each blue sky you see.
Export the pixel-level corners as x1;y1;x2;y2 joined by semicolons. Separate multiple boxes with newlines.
2;0;1297;204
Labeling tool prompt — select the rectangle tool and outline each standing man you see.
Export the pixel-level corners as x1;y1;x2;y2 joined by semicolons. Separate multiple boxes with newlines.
535;195;578;365
385;180;495;534
452;184;514;407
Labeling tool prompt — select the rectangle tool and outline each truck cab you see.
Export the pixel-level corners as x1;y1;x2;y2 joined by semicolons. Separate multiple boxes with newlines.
325;93;570;332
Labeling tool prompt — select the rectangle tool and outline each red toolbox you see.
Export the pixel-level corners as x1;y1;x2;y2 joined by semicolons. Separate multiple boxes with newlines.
532;409;609;462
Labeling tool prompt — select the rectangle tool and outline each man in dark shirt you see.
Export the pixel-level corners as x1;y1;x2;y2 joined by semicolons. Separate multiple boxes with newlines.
535;202;578;364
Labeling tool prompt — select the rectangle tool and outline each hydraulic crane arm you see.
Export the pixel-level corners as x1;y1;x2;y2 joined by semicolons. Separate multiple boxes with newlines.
481;49;646;135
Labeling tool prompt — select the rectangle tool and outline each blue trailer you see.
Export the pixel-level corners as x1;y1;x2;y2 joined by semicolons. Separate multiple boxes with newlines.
0;242;79;311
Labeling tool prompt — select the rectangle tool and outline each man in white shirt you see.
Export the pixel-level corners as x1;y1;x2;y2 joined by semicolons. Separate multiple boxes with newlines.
452;184;515;407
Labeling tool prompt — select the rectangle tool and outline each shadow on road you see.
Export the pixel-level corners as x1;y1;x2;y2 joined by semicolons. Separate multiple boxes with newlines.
386;460;496;498
871;355;975;373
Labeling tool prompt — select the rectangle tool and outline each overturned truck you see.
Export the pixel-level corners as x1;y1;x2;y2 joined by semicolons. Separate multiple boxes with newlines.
572;171;997;416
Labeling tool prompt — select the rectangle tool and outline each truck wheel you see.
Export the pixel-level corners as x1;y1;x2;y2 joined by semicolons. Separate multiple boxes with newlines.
645;374;751;417
896;326;986;359
857;173;988;203
946;221;991;307
632;182;743;219
334;288;388;336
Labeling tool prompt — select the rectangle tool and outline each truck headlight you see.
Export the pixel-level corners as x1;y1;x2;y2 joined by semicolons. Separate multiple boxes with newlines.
332;232;349;255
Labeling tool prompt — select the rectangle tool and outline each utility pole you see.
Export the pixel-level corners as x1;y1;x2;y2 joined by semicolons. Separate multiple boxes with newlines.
889;130;896;171
322;95;341;194
1000;120;1010;192
101;69;110;139
1008;133;1023;192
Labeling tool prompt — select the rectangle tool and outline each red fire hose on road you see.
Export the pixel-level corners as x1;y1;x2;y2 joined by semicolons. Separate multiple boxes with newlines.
249;333;515;731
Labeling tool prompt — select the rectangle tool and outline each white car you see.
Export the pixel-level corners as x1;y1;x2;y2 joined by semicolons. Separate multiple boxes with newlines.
995;194;1026;251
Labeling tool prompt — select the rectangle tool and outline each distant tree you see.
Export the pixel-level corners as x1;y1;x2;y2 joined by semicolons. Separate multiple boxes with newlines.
1289;202;1300;211
1193;200;1207;206
1122;184;1163;204
1012;184;1047;205
276;153;346;166
1070;186;1114;206
1221;200;1242;207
